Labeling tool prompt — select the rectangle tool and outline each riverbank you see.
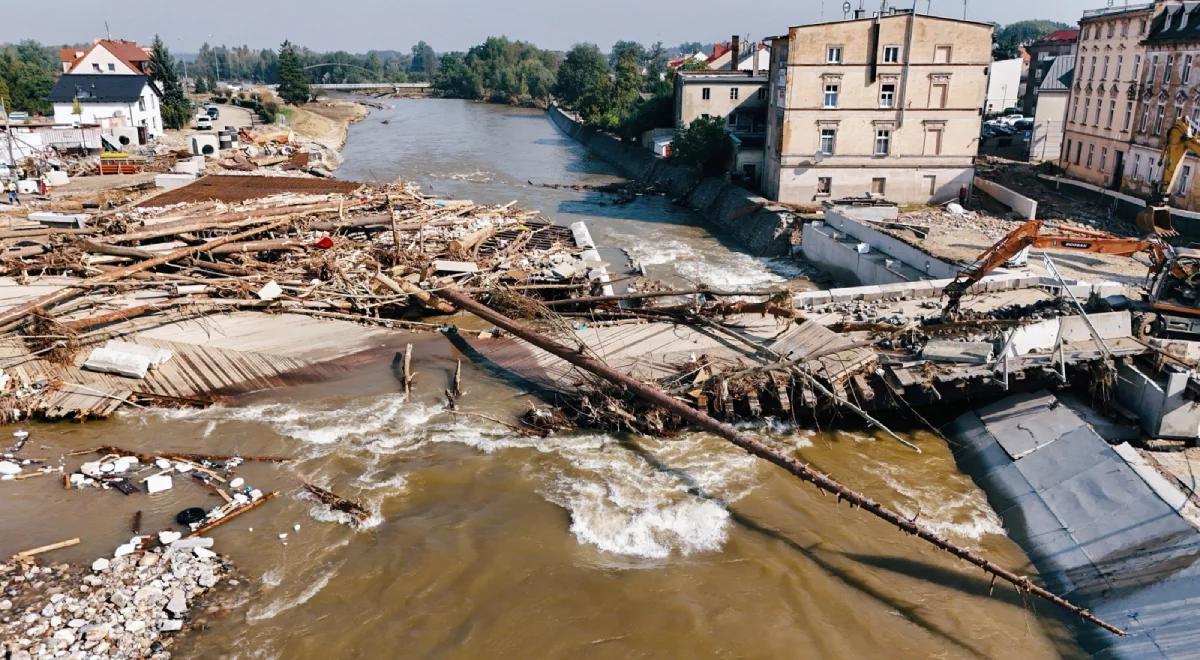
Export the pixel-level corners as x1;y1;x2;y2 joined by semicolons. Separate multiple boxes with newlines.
546;105;798;256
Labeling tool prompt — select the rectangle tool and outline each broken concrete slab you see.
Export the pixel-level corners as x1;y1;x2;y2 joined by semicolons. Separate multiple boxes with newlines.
922;341;995;364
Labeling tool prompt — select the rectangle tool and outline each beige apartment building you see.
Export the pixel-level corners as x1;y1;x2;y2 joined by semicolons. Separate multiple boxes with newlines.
1125;2;1200;210
674;70;768;182
763;10;992;205
1061;3;1156;189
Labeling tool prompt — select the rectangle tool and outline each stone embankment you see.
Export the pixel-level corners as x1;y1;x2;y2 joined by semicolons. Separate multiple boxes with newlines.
547;105;796;256
0;538;228;659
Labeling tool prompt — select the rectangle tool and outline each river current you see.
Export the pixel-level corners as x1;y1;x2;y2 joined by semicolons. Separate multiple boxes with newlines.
0;99;1080;658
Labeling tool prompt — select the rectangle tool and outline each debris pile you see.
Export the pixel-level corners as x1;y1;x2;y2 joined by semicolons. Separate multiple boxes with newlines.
0;537;229;659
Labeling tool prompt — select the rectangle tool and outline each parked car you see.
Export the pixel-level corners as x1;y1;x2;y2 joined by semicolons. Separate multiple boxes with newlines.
997;113;1026;126
1013;118;1034;131
194;115;212;130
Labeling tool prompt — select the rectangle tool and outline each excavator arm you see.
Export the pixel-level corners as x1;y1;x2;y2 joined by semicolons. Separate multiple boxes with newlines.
1137;118;1200;236
942;220;1159;317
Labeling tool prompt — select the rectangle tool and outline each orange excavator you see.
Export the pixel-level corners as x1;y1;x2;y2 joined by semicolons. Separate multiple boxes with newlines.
942;220;1200;337
1135;118;1200;237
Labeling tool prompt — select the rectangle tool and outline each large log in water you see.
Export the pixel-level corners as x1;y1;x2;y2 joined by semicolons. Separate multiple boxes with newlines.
431;286;1127;638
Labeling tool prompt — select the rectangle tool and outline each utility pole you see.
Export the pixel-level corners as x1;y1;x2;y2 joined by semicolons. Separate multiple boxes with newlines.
0;99;14;175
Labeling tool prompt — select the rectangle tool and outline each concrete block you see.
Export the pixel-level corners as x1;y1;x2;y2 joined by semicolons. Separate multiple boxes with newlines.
155;173;195;190
45;170;69;187
145;474;173;494
16;179;37;194
923;341;995;364
190;134;219;157
29;211;87;228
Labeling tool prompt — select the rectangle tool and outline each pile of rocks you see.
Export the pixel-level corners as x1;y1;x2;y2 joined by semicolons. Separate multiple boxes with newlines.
0;536;229;659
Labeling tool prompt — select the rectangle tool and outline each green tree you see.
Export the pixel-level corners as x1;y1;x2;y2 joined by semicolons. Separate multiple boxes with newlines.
613;54;642;111
0;77;9;108
993;20;1071;59
644;42;669;95
0;42;55;114
148;36;191;129
671;117;733;176
277;40;311;105
433;53;483;98
410;41;438;77
617;94;673;141
609;40;646;68
193;77;208;94
554;43;609;107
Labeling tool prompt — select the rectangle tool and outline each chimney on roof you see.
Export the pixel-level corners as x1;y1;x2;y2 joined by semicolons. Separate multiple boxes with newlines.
730;35;740;71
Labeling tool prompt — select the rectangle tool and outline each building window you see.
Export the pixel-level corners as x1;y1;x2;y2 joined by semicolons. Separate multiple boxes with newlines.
730;87;739;100
1133;55;1141;80
823;83;839;108
924;175;937;195
1073;99;1080;123
138;98;146;112
1155;105;1165;133
1121;20;1129;37
1084;98;1091;124
1140;19;1147;34
1075;141;1083;165
826;46;842;64
1124;101;1134;131
107;63;115;72
1116;55;1123;80
1100;147;1108;171
1107;22;1115;38
1094;101;1102;126
702;87;711;100
883;45;900;63
926;128;943;155
757;88;766;100
1134;153;1142;180
1139;106;1150;132
871;178;886;195
934;45;952;64
816;177;832;195
1178;107;1185;122
879;83;896;108
1090;57;1096;80
1102;56;1109;79
1165;55;1174;84
1107;100;1115;128
1180;164;1193;195
931;82;948;108
874;128;891;155
819;128;836;154
92;63;101;72
1193;106;1200;126
776;86;785;105
1065;139;1072;164
1087;144;1095;168
1150;56;1158;83
1186;55;1194;85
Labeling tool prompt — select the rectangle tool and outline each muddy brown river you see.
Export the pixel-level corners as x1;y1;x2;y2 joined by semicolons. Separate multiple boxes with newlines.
0;99;1081;658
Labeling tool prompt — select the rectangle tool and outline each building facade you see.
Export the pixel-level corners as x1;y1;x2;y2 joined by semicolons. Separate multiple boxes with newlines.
1061;4;1155;190
1022;29;1080;116
674;70;768;182
1125;2;1200;209
985;58;1024;116
763;10;991;205
48;75;163;139
1030;56;1074;163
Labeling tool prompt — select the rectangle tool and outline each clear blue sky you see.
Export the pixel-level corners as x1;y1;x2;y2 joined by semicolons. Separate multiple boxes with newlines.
2;0;1097;53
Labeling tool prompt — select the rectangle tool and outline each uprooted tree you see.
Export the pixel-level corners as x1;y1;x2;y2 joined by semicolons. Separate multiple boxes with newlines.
149;36;191;130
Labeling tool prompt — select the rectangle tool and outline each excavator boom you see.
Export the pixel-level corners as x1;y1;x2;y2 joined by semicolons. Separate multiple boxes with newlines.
942;220;1161;317
1136;118;1200;237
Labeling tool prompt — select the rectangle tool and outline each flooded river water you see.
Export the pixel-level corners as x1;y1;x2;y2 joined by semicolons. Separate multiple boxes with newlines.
0;99;1081;658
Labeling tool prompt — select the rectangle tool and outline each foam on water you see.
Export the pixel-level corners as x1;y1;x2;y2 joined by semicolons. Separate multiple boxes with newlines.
875;463;1005;543
246;566;339;621
621;237;698;267
675;254;808;289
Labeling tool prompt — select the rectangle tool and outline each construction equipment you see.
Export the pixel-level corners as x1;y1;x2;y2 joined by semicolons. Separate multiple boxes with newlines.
1136;118;1200;237
940;220;1200;338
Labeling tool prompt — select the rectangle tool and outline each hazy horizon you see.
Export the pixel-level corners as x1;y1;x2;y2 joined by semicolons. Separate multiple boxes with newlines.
3;0;1098;54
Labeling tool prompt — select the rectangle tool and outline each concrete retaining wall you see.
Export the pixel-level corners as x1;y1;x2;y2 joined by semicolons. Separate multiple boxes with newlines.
1117;362;1200;440
547;105;795;256
974;176;1037;219
1036;173;1200;240
821;207;960;280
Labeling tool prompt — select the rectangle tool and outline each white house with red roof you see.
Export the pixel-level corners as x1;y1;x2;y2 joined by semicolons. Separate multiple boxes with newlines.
60;40;152;76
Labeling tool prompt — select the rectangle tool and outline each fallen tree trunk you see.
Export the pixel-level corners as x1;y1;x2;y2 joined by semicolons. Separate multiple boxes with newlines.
0;215;299;333
431;286;1127;638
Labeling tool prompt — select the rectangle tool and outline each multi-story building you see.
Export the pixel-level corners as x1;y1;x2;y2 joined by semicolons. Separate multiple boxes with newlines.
1022;29;1080;116
1061;4;1156;190
674;69;768;182
1030;55;1074;163
762;9;991;205
1125;2;1200;209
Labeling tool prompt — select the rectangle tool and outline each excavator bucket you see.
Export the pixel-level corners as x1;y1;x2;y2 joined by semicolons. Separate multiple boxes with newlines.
1136;205;1179;238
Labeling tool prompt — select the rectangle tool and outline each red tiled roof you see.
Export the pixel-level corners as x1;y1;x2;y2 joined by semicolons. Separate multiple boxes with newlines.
1038;29;1080;44
706;42;731;63
61;39;151;74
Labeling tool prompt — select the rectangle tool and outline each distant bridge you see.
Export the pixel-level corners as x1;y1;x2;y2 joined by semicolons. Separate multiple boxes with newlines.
309;82;432;91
